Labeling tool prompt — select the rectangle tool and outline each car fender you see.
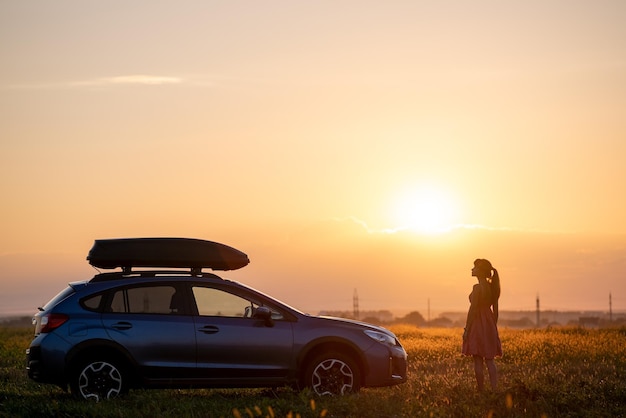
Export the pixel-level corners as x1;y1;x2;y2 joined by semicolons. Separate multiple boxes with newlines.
65;338;138;377
296;336;370;379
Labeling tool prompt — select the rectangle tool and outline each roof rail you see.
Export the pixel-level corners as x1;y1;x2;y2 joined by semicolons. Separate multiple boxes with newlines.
90;269;222;283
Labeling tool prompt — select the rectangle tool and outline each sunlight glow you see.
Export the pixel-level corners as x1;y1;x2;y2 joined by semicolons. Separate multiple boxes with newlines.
391;184;460;234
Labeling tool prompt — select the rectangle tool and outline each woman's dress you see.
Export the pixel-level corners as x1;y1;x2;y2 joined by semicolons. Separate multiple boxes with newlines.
462;283;502;359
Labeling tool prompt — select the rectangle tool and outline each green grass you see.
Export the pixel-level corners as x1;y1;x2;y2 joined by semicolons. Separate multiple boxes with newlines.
1;323;625;417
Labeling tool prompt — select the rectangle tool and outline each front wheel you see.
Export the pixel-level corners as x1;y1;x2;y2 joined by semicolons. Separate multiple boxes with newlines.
304;351;361;396
70;358;127;401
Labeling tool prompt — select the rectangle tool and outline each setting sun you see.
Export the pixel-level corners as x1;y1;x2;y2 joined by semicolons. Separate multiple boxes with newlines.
391;184;460;234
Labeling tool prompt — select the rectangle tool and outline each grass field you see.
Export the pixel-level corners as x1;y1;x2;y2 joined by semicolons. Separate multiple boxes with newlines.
1;321;625;417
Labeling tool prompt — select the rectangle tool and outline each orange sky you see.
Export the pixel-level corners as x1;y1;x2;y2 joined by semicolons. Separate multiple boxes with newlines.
1;1;625;317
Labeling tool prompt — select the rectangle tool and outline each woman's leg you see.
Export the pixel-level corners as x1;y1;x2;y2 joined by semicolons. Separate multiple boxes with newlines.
485;358;497;390
473;355;484;391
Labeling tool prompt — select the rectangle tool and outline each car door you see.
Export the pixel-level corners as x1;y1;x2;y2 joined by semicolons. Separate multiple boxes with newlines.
191;284;294;384
101;283;197;380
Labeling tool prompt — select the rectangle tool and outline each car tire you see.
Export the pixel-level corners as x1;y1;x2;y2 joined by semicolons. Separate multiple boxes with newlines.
304;351;361;396
70;357;127;401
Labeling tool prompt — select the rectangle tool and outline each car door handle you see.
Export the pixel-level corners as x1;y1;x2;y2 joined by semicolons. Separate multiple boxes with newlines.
198;325;219;334
111;322;133;330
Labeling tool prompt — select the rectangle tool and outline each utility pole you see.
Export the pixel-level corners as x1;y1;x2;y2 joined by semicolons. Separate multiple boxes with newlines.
353;288;359;320
609;292;613;322
536;294;540;328
427;298;430;325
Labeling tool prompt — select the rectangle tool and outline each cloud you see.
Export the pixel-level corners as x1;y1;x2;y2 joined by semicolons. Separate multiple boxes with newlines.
2;73;270;91
71;75;183;87
3;74;186;90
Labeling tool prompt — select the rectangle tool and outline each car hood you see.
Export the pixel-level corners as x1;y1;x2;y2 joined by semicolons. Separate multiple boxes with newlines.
315;315;397;336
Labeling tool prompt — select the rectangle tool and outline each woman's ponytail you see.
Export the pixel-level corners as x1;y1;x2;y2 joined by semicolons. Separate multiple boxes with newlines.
490;267;500;322
490;268;501;302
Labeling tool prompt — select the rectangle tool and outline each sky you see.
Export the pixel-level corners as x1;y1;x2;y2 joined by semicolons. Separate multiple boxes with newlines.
1;1;625;318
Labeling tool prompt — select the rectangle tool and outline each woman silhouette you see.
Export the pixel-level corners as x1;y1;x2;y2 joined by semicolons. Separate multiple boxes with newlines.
462;258;502;391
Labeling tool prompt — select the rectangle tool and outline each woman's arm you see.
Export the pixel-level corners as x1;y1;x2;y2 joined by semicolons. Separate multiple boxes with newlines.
493;300;499;323
463;285;479;339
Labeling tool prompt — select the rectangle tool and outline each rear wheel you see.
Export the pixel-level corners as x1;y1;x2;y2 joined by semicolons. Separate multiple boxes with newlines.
70;357;127;401
304;351;361;396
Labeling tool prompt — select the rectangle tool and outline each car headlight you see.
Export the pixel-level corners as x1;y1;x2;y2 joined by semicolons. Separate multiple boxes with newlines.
364;329;397;346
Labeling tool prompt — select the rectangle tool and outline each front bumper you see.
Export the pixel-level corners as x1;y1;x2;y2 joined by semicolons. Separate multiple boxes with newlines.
363;344;408;388
389;347;408;382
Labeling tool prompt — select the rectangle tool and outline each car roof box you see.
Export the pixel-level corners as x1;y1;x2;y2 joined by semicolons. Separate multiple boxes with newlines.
87;238;249;271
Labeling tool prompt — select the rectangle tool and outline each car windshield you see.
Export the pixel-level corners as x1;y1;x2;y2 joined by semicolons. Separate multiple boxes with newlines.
233;281;307;315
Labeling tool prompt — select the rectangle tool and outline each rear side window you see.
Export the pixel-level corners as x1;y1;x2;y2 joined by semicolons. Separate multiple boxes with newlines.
82;294;102;310
109;285;177;314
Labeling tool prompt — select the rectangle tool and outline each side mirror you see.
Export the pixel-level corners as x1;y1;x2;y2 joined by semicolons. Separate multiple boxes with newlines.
253;306;274;327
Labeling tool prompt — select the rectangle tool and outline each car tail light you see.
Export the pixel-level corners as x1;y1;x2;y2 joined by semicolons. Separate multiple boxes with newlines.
39;313;69;333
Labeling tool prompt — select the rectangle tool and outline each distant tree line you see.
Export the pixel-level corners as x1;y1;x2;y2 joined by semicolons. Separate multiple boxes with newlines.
323;309;626;329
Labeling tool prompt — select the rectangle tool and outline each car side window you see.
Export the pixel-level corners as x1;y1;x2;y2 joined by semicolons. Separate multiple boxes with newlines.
192;286;284;320
82;294;102;311
192;287;254;317
109;285;177;314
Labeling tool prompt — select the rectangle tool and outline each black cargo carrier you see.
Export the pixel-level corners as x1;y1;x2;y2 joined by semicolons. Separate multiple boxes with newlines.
87;238;249;272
